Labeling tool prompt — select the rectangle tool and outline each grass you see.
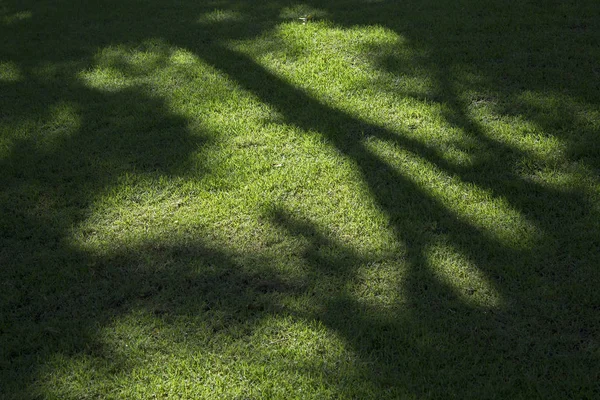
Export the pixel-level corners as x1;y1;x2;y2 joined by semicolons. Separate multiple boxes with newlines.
1;0;599;398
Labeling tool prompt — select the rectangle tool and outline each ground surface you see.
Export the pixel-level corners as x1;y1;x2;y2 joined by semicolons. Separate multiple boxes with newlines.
1;0;599;398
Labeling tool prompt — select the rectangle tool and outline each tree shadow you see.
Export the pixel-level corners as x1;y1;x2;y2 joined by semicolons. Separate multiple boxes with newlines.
174;2;599;396
1;5;215;395
1;0;599;398
0;57;307;396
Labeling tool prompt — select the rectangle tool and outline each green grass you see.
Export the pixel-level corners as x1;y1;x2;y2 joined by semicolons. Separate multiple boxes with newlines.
1;0;599;398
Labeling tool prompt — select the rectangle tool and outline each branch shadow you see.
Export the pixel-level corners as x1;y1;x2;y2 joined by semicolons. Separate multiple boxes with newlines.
186;38;598;395
174;3;599;396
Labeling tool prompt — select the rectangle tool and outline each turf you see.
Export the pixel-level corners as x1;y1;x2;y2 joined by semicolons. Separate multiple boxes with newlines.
1;0;599;398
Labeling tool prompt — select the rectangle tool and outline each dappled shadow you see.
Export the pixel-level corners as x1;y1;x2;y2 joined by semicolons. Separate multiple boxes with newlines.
267;207;517;396
1;3;213;395
1;0;599;398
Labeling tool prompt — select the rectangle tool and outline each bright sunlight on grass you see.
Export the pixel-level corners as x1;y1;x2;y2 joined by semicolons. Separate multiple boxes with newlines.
1;0;599;398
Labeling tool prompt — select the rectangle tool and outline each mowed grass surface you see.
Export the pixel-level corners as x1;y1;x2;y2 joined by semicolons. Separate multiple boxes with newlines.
1;0;599;398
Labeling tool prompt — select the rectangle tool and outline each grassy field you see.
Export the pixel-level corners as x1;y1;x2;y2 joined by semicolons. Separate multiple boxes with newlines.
1;0;599;398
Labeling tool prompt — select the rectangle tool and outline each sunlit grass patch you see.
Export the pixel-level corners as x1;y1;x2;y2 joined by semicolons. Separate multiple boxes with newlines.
425;240;503;308
278;4;328;21
363;135;541;249
198;9;244;24
37;310;368;399
72;35;401;258
39;102;82;144
1;9;32;25
0;61;23;82
231;22;408;105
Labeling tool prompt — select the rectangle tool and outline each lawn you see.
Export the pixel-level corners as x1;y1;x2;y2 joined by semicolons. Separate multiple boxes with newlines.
1;0;599;398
